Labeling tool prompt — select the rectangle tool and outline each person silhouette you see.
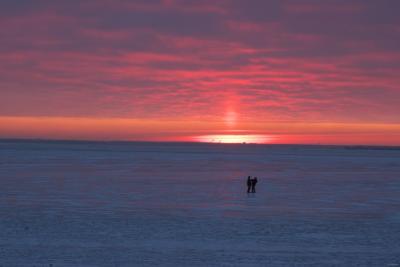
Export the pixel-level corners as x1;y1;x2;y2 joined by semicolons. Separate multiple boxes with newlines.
251;177;258;193
246;176;252;193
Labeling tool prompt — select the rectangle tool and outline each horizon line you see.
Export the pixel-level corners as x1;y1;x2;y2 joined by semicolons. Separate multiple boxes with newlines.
1;137;400;149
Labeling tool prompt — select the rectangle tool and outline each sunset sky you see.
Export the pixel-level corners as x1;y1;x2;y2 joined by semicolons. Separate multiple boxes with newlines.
1;0;400;145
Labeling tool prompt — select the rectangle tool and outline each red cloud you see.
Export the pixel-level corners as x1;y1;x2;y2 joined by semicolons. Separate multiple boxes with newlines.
0;1;399;145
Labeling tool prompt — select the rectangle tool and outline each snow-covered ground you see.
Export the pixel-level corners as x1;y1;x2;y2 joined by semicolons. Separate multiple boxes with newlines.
0;140;399;266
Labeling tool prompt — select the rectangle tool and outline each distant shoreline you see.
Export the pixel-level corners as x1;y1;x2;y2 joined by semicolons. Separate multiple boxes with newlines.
1;138;399;150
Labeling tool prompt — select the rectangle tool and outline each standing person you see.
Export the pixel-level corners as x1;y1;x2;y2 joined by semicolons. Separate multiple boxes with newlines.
251;177;258;193
246;176;252;193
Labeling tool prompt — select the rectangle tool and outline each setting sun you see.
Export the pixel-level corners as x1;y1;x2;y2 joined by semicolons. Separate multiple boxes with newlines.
194;134;275;144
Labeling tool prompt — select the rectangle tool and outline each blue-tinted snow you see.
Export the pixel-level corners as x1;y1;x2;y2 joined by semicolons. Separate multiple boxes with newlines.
0;140;399;266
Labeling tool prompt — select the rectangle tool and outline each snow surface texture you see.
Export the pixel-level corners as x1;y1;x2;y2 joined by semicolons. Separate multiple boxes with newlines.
0;140;399;266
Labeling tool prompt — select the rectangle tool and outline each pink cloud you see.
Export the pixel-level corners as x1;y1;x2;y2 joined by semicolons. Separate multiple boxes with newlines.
0;0;399;144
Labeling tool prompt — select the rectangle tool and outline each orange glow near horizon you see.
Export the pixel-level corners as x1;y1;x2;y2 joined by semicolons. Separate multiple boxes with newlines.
1;116;400;146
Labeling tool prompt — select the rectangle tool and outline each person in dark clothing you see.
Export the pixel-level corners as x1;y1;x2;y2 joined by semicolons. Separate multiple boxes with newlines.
246;176;252;193
251;177;258;193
